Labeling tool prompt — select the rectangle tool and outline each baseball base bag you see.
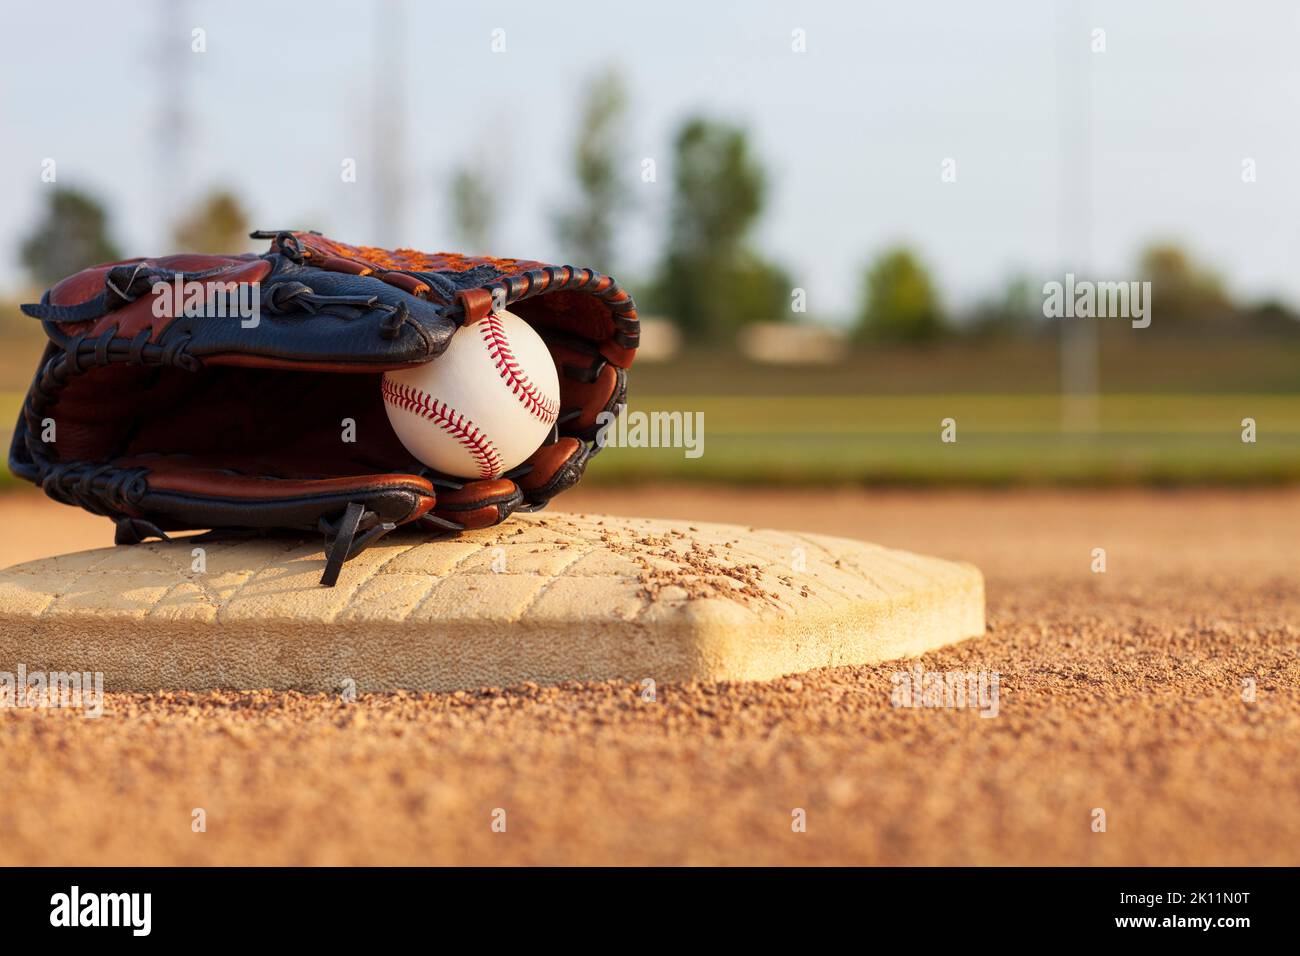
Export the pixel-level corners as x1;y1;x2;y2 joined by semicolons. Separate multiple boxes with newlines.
11;230;638;585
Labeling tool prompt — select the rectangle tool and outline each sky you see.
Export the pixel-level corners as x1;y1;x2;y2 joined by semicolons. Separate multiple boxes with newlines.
1;0;1297;323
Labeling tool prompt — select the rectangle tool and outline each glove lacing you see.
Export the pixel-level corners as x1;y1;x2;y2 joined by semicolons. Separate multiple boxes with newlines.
318;502;397;587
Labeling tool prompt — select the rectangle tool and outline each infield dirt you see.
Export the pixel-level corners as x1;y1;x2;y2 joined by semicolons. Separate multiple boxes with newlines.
0;487;1296;865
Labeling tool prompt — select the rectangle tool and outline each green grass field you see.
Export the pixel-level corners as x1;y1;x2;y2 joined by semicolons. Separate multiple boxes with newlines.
596;337;1300;484
588;393;1300;485
3;338;1298;487
10;391;1287;487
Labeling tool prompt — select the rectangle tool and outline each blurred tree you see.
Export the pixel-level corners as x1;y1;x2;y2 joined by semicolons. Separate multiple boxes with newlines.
653;118;790;340
172;189;252;253
20;188;121;287
1242;297;1300;335
967;275;1044;339
450;164;496;253
855;247;945;343
1137;242;1232;329
554;66;630;272
728;253;794;330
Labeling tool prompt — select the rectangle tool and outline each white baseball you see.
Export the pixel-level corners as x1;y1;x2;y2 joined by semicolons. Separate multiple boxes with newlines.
381;308;561;480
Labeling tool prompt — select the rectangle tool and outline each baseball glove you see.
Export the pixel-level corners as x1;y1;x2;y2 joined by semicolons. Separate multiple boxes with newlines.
11;230;637;585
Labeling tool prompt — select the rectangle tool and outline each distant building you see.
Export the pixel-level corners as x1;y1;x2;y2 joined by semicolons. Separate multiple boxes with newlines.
739;322;846;364
633;317;682;362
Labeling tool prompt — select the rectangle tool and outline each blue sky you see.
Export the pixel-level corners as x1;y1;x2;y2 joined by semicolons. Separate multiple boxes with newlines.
1;0;1297;322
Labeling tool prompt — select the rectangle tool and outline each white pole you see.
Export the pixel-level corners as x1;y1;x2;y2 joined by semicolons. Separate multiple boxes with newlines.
1058;1;1099;433
155;0;191;247
371;0;408;246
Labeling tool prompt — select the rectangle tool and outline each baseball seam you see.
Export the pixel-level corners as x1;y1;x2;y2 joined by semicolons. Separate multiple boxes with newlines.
479;314;561;425
381;377;504;480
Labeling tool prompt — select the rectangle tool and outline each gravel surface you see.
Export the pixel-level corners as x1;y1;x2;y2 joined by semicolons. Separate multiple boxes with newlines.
0;488;1296;865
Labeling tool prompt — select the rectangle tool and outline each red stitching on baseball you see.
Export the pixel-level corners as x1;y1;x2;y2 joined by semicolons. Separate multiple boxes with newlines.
381;377;504;479
479;313;560;425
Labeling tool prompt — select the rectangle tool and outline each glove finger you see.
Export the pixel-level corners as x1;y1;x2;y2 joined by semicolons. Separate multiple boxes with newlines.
428;478;523;530
518;437;590;504
545;340;627;439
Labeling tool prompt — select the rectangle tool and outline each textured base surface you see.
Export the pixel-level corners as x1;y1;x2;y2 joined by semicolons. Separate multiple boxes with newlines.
0;490;1294;866
0;513;983;692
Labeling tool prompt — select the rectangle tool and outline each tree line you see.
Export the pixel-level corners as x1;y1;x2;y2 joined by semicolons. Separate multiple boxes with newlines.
16;68;1297;343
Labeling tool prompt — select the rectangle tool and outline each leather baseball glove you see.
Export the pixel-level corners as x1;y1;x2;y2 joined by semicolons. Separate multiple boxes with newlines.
11;230;637;585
